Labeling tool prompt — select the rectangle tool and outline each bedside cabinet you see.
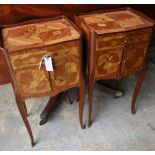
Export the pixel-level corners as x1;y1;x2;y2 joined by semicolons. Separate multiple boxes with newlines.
75;7;154;126
0;16;85;146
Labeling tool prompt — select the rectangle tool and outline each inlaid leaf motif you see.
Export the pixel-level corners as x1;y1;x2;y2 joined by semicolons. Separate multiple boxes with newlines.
65;62;77;73
3;19;80;52
79;10;153;34
55;76;66;87
16;69;51;95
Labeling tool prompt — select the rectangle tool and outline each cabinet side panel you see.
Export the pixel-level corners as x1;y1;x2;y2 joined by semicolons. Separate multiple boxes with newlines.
0;53;11;84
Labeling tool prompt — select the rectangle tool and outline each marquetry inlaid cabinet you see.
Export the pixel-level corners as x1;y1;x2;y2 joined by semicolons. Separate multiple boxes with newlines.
75;7;154;126
0;16;85;146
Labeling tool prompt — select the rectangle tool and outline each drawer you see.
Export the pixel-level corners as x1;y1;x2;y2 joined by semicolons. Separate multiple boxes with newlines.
10;40;79;71
95;33;125;79
96;32;126;51
10;40;80;97
126;28;151;44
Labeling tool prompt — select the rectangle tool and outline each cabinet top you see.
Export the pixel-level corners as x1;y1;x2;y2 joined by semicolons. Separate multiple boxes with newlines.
2;16;80;53
78;8;154;34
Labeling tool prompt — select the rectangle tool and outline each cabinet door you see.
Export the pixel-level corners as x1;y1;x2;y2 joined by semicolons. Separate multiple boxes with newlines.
10;40;80;98
121;28;151;76
48;40;80;96
15;68;51;98
10;50;52;98
95;32;125;80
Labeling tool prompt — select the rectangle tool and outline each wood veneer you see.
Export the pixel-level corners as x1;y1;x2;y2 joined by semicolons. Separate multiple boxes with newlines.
0;4;155;85
75;7;154;126
0;16;85;146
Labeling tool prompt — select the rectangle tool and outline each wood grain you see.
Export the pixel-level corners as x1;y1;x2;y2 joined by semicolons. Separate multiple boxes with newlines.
0;4;155;85
2;19;80;53
95;32;125;79
121;28;151;77
75;7;154;127
79;10;153;34
8;40;80;99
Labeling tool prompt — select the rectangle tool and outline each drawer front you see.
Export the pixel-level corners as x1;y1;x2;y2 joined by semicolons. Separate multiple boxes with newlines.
95;33;125;79
121;28;151;76
10;40;80;98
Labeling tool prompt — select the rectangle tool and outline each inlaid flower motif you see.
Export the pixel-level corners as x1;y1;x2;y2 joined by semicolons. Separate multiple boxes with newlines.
65;62;77;73
55;76;66;86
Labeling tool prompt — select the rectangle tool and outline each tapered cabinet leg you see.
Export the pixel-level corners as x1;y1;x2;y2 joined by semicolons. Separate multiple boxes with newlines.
131;64;146;114
67;89;73;104
79;80;86;129
23;102;28;116
16;99;35;146
39;93;65;125
76;88;80;102
67;89;78;105
88;83;93;127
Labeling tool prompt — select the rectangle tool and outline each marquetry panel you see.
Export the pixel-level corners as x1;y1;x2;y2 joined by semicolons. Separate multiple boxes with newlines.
121;28;151;76
15;68;51;98
95;33;125;79
10;40;80;98
79;10;153;35
76;9;154;81
2;18;80;53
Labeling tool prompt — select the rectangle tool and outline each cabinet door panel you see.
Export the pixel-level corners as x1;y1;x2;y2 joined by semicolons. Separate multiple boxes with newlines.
121;28;151;76
95;33;125;79
15;68;51;98
50;41;80;95
10;40;80;98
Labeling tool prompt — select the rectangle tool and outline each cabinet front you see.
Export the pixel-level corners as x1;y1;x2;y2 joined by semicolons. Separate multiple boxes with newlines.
121;28;151;76
95;32;125;80
48;40;80;96
10;40;80;98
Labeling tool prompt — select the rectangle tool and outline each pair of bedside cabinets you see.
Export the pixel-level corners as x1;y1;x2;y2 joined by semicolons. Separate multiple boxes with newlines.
0;7;154;146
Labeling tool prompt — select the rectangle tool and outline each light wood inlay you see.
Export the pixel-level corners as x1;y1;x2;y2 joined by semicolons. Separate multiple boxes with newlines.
79;10;153;34
2;19;80;53
9;40;80;98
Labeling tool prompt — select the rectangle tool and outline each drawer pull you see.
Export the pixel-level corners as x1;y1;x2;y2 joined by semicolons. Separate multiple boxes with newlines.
123;60;126;64
122;39;127;45
124;39;127;44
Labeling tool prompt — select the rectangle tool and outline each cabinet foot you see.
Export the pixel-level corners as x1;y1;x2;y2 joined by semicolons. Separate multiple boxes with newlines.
39;92;65;125
131;64;146;115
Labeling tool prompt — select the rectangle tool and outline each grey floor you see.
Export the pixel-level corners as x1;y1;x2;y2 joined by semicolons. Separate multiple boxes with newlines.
0;62;155;150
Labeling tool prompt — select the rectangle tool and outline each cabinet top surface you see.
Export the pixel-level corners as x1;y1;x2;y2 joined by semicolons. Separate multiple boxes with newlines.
78;9;154;34
2;18;80;53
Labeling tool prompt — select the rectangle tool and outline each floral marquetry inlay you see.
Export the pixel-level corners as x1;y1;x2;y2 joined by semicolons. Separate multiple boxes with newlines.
2;18;80;53
79;10;153;34
2;16;81;98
